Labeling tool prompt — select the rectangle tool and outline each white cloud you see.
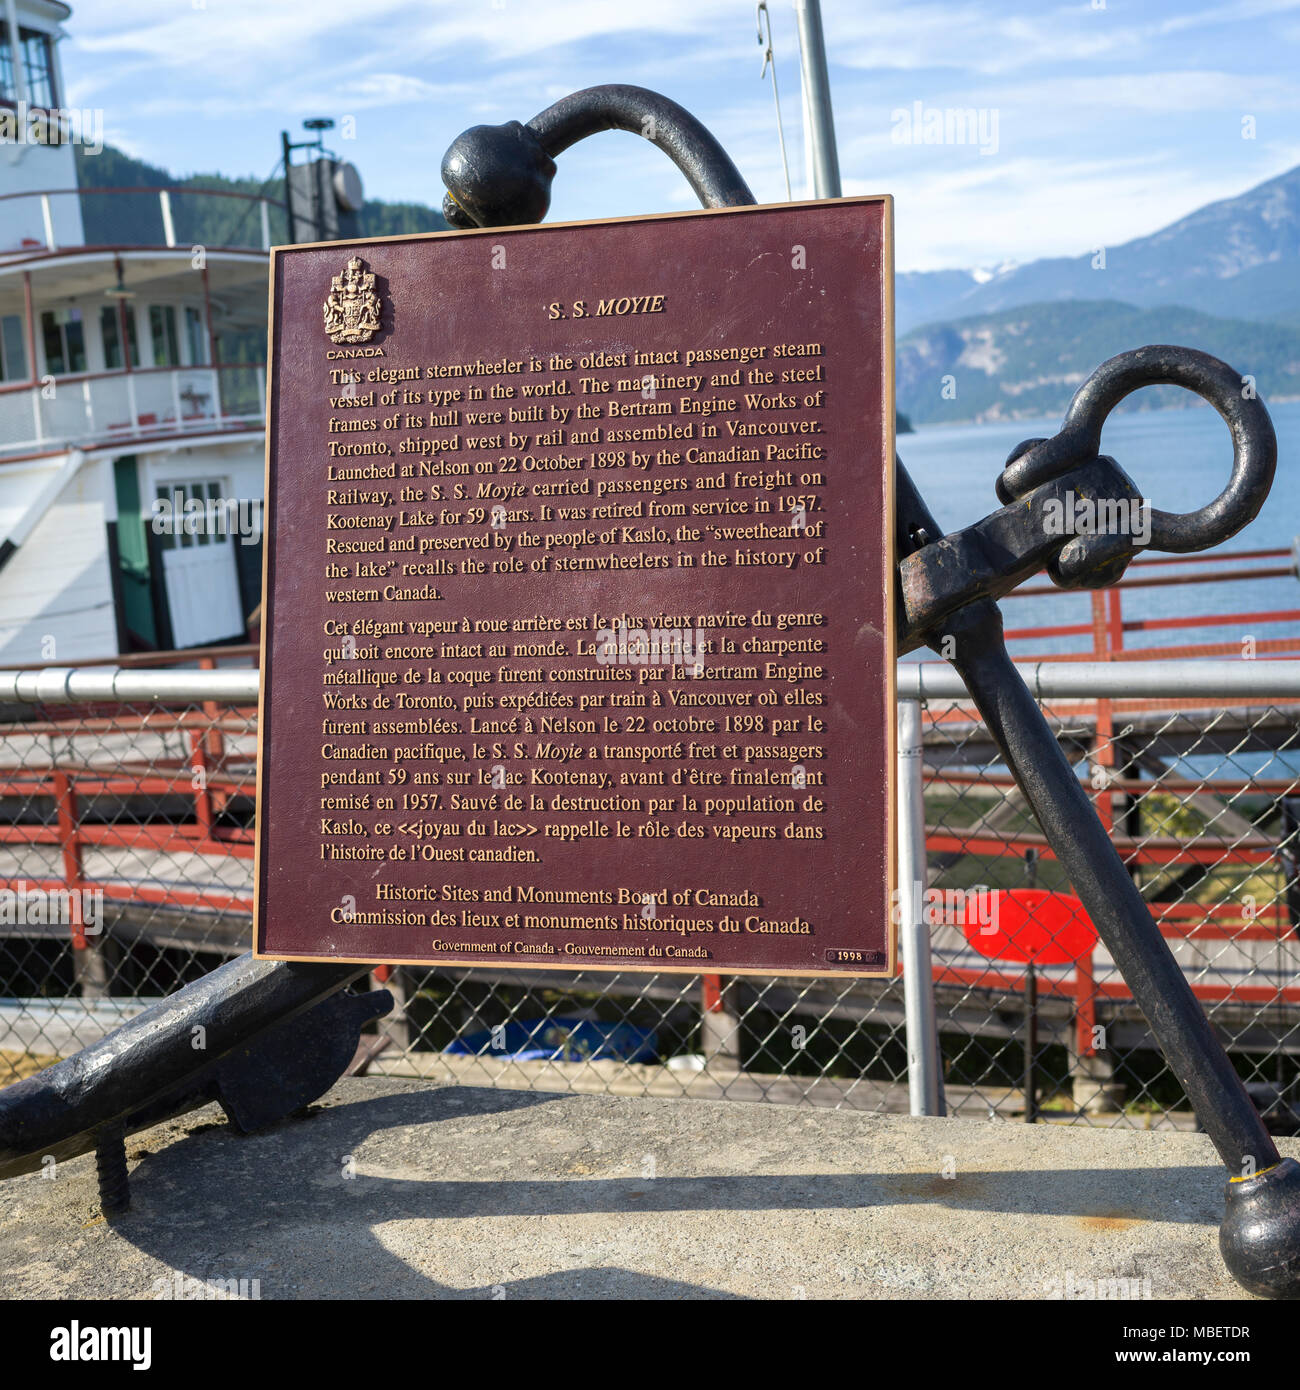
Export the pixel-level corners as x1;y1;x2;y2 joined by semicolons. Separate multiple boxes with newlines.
867;151;1288;272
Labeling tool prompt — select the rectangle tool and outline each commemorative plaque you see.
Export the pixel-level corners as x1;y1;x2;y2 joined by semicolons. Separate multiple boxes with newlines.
255;197;896;976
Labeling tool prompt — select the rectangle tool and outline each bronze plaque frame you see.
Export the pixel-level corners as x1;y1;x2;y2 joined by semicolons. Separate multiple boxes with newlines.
255;196;896;978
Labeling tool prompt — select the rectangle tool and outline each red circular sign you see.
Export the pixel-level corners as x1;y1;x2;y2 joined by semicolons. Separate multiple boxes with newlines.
958;889;1096;965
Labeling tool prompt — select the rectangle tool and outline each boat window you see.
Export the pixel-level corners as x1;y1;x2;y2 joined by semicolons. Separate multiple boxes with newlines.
0;314;27;381
40;308;86;376
155;480;229;550
149;305;180;368
184;306;207;365
0;27;57;108
101;305;140;370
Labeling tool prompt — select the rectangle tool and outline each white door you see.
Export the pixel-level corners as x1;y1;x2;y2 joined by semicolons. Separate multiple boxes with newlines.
155;479;245;647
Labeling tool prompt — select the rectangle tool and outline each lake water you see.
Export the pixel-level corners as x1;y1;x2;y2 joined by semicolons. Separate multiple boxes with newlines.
900;398;1300;660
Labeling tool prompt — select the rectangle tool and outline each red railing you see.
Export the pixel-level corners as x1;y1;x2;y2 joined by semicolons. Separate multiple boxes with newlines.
1003;547;1300;662
0;652;259;949
0;710;256;930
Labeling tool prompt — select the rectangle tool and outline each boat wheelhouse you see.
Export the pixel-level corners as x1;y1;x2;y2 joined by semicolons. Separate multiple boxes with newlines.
0;0;272;660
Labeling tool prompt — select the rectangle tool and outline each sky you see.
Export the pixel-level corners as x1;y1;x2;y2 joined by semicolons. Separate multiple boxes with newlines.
58;0;1300;274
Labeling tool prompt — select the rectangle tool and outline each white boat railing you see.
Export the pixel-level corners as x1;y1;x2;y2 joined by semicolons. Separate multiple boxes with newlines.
0;363;266;458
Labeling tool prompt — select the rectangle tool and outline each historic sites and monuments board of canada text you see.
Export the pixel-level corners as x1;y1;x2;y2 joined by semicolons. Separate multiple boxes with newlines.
255;197;896;977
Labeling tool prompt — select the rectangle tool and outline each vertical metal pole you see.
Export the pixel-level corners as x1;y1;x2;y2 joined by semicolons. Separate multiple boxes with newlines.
757;3;793;200
22;271;36;385
117;290;132;370
371;965;411;1051
23;270;40;444
1023;961;1037;1124
700;973;740;1068
40;195;57;253
189;728;213;842
314;155;329;240
281;132;296;244
1023;845;1039;1123
792;0;841;198
201;263;221;425
898;699;942;1115
159;190;176;248
799;73;815;199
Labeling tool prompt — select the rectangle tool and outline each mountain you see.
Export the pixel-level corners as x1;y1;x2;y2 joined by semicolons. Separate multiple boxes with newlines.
897;299;1300;426
896;268;982;335
896;163;1300;334
73;144;449;246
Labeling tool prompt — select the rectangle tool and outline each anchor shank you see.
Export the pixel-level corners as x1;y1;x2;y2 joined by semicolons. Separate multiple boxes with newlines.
941;601;1279;1173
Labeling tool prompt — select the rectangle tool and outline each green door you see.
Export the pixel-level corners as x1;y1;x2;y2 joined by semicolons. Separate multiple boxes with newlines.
112;456;158;648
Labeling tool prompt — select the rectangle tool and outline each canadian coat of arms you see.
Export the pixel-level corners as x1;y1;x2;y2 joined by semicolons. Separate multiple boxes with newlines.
323;256;382;344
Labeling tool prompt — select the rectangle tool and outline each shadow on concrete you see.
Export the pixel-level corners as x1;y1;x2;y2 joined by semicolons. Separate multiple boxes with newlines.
115;1085;747;1299
104;1085;1225;1299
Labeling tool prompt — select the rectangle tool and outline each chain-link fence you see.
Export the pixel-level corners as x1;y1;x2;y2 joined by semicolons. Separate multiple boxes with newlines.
913;679;1300;1133
1;664;1298;1137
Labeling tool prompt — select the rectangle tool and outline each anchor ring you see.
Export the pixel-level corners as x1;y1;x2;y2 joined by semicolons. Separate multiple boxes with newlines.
997;345;1277;554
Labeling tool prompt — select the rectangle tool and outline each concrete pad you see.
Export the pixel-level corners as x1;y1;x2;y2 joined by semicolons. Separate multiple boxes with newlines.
0;1077;1289;1300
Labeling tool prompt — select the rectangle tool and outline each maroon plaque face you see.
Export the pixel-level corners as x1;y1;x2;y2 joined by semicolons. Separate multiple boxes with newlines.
255;197;895;977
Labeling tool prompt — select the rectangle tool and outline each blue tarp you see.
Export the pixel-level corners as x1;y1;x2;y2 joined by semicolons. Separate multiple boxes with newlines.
444;1017;658;1064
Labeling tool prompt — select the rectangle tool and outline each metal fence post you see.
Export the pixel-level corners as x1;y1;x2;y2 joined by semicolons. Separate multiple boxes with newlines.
700;974;740;1069
897;699;943;1116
